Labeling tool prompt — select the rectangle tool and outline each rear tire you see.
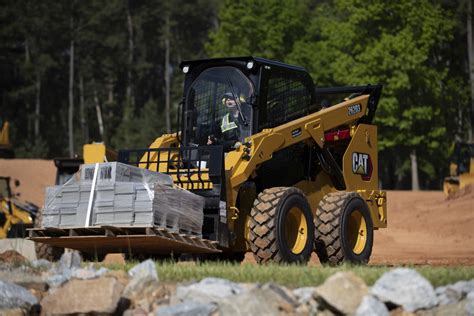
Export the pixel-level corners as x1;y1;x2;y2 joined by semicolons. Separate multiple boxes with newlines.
34;208;64;262
249;187;314;264
314;191;373;265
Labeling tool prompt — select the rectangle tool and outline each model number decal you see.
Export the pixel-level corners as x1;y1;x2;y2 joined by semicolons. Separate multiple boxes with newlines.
348;103;361;116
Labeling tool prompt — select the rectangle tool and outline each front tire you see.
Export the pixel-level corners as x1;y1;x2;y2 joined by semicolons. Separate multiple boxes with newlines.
249;187;314;264
314;191;373;265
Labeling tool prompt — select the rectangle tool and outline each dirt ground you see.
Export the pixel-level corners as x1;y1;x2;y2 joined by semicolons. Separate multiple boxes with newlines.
1;159;473;266
370;188;474;266
0;159;56;206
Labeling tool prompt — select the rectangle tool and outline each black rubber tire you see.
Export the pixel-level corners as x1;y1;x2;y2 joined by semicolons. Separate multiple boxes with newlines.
314;191;373;265
34;208;64;262
249;187;314;264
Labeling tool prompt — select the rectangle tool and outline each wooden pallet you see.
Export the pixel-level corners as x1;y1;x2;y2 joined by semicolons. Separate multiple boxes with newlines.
28;225;220;255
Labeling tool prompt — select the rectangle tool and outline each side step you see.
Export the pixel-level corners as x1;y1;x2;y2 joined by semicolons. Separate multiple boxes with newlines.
28;226;221;255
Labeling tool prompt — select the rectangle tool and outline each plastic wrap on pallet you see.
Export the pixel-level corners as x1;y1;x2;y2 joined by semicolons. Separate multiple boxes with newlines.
152;184;205;236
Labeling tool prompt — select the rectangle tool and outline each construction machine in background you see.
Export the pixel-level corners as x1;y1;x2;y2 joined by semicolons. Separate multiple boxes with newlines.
0;176;38;238
54;143;117;185
443;142;474;196
0;121;14;158
31;57;387;265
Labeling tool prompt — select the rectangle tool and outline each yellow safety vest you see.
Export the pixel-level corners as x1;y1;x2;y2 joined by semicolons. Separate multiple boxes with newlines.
221;113;238;133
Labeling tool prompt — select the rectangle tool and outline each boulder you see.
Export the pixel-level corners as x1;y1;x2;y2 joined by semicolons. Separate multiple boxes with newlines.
293;287;319;314
315;271;368;315
436;286;464;305
123;259;159;298
59;250;82;270
371;268;437;312
436;280;474;306
218;283;297;315
41;277;124;314
31;259;52;270
0;280;38;310
416;299;471;316
355;295;389;316
293;287;317;305
46;274;70;288
156;301;217;316
71;266;109;280
0;268;48;291
0;250;27;264
174;277;243;304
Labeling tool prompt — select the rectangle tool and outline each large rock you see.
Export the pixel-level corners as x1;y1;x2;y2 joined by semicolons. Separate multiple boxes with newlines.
371;268;437;312
156;301;217;316
174;277;243;304
293;287;317;304
59;250;82;270
436;279;474;306
0;280;38;310
41;277;124;314
71;266;109;280
0;268;47;291
436;286;464;305
31;259;53;270
355;295;389;316
123;259;159;298
218;283;297;315
416;299;471;316
315;271;368;315
293;287;319;314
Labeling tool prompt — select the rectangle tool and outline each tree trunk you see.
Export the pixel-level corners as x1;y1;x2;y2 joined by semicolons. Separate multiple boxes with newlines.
93;79;105;142
68;39;75;157
34;73;40;142
165;14;171;133
107;78;114;105
79;74;88;143
25;39;30;63
410;149;420;191
126;0;134;105
468;0;474;142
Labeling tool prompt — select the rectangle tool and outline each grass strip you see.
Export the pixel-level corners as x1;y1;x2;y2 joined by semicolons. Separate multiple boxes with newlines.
101;261;474;288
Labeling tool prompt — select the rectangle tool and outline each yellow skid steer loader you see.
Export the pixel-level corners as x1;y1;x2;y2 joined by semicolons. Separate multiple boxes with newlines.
31;57;387;265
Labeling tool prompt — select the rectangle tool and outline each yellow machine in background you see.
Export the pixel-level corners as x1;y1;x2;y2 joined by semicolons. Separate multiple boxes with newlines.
0;177;37;238
444;142;474;196
0;121;14;158
54;143;117;185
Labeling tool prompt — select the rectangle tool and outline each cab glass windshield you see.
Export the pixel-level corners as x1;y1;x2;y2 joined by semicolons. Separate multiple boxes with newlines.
186;67;254;148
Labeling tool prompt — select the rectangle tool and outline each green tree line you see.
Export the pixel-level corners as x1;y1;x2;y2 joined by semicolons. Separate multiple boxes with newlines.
1;0;472;190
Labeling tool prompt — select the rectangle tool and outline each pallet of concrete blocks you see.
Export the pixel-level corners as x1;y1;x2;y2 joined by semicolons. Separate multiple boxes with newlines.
151;184;205;236
42;182;95;228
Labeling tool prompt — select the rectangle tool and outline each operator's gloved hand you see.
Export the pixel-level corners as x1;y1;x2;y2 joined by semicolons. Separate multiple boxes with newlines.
233;142;242;149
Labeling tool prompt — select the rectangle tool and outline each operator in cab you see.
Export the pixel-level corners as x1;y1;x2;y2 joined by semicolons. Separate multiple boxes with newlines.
207;92;249;151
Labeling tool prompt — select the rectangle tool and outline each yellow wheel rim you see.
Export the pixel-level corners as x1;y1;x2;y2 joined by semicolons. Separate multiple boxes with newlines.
347;210;367;255
284;207;308;254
